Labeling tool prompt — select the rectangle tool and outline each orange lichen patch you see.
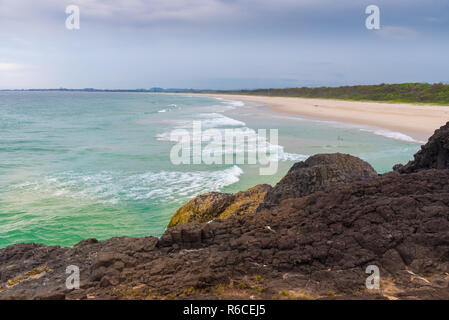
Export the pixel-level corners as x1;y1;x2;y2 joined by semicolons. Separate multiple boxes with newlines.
283;289;317;300
168;184;271;227
5;265;53;288
379;277;403;299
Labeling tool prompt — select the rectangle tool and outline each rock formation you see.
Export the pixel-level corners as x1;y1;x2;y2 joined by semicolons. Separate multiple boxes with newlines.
261;153;378;208
168;184;272;227
1;169;448;300
170;153;377;226
394;122;449;173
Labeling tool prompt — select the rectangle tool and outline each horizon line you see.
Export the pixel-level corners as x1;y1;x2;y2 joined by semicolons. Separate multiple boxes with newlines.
1;82;448;92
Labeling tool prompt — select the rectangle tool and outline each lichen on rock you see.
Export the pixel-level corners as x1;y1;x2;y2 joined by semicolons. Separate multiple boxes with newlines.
168;184;272;227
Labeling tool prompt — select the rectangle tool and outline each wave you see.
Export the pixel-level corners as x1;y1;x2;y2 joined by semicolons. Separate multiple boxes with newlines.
224;100;245;108
156;125;308;162
197;113;246;128
213;97;245;110
155;114;246;139
8;166;244;205
158;104;180;113
155;100;308;163
359;128;425;144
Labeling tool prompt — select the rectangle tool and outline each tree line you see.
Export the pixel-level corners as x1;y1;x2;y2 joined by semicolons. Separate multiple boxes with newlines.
212;83;449;105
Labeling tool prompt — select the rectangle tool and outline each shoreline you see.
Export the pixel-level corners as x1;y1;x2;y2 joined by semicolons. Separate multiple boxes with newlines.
193;93;449;141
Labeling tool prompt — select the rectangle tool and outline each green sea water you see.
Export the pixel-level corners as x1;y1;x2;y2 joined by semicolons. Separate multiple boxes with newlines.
0;92;421;248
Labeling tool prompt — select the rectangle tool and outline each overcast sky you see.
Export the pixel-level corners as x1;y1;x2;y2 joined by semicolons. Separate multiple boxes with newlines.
1;0;448;89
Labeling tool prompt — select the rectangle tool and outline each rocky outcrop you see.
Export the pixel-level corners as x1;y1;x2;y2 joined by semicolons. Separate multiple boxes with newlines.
169;153;376;227
1;169;448;300
168;184;271;227
261;153;378;207
394;122;449;173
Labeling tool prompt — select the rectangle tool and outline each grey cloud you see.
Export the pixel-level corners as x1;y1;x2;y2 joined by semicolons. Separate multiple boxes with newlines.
0;0;359;25
376;25;420;40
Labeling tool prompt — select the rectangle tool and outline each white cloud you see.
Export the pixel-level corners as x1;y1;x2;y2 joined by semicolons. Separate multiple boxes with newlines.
425;17;441;23
0;63;24;71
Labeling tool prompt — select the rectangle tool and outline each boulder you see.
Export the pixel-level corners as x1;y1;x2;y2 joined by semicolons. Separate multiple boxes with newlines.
394;121;449;173
168;184;272;227
261;153;378;207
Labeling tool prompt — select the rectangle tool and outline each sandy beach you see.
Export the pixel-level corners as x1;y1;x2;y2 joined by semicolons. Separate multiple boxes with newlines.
199;94;449;140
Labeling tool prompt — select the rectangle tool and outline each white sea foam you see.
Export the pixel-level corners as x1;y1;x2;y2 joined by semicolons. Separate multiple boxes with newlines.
157;104;179;113
156;113;245;141
226;100;245;108
214;98;245;110
197;113;246;128
10;166;244;205
156;103;308;163
359;128;425;144
155;131;172;142
156;124;308;162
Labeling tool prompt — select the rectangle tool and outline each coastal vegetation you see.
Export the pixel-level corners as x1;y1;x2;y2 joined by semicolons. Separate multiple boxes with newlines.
215;83;449;105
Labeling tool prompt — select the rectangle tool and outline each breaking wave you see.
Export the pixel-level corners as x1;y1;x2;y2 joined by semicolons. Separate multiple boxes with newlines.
8;166;244;205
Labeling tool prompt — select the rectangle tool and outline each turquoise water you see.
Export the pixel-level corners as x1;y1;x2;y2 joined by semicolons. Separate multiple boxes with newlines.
0;92;421;248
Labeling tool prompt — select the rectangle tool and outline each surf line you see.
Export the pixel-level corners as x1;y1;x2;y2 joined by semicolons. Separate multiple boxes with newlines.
169;121;280;175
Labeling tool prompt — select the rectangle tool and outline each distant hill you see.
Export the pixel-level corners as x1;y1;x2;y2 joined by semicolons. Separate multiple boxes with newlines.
211;83;449;105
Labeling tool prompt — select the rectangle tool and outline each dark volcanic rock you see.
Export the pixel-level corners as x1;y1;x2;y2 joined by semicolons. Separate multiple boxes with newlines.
3;137;449;300
394;121;449;173
1;169;448;300
261;153;378;208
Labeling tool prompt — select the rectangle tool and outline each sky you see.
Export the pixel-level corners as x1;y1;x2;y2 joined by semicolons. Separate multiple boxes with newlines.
0;0;449;90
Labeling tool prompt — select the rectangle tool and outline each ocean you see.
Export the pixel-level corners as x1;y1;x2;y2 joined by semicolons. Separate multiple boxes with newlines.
0;91;421;248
